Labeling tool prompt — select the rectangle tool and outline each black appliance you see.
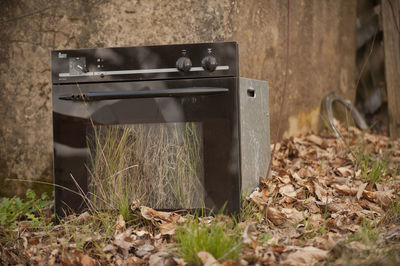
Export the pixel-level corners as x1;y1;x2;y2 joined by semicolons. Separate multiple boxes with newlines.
51;42;269;216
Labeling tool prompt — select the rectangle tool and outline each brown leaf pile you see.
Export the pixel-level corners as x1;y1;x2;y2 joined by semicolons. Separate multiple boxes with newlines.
244;126;400;265
1;125;399;265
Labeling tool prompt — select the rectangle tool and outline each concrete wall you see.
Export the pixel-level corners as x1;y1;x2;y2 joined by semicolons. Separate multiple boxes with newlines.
0;0;356;197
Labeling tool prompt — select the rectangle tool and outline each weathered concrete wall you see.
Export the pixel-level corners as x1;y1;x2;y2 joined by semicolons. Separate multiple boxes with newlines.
233;0;356;137
0;0;356;196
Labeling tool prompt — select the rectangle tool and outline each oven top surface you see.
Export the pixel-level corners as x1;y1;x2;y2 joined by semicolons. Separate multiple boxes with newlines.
51;42;238;84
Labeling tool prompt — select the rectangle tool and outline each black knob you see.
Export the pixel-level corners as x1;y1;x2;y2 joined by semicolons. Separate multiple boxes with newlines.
201;55;218;72
176;57;192;72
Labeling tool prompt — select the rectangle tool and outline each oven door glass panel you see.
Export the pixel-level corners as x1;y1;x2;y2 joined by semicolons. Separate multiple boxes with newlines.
86;122;205;210
53;77;239;215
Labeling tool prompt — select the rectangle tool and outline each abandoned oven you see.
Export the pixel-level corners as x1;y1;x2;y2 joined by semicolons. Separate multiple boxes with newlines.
51;42;270;216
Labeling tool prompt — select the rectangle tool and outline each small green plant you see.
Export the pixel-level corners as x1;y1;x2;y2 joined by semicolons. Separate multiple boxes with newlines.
381;196;400;225
347;217;378;245
239;189;264;224
351;137;392;186
0;189;52;227
319;198;330;236
176;217;242;264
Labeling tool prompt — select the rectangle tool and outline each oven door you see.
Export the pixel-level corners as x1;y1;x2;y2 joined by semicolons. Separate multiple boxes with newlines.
52;77;240;216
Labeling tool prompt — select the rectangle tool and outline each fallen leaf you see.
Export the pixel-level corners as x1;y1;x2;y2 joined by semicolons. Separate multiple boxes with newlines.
77;252;95;266
247;189;268;207
333;184;357;196
375;190;394;207
279;184;296;198
76;211;91;224
281;208;303;224
115;214;126;233
131;200;140;211
221;260;237;266
141;206;183;223
103;244;118;253
123;256;146;265
356;183;367;200
135;243;155;257
261;250;276;265
267;207;285;225
149;252;177;266
197;251;220;266
306;134;324;146
281;246;327;265
336;166;353;177
159;222;177;236
380;225;400;241
113;229;134;256
28;237;40;245
314;181;329;202
242;223;257;248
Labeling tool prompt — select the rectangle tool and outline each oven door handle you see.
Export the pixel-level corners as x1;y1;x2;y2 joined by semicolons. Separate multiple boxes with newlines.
59;87;229;101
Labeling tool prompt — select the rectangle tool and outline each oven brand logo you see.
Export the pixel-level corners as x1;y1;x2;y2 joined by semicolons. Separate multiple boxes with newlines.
58;52;67;59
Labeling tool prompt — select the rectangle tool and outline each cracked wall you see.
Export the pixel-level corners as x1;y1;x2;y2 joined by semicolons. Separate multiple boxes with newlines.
0;0;356;196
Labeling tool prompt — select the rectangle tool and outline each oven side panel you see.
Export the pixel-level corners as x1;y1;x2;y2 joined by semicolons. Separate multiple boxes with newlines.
239;77;270;195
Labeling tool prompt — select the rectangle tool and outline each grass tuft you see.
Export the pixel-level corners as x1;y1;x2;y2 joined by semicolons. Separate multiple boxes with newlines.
176;217;242;264
347;217;379;245
87;122;205;220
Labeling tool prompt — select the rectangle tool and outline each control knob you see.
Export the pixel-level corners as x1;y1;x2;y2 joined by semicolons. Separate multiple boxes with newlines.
201;55;218;72
176;56;192;72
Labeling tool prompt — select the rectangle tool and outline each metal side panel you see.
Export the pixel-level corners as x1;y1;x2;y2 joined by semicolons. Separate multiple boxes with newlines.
239;77;270;196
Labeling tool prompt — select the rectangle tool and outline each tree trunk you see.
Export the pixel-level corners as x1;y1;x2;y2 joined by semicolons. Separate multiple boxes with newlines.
382;0;400;138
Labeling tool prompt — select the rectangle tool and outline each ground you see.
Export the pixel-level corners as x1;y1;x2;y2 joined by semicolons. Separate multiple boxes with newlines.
1;124;399;265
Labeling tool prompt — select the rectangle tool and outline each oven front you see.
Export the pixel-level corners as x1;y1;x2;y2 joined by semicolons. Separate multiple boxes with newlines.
53;77;240;216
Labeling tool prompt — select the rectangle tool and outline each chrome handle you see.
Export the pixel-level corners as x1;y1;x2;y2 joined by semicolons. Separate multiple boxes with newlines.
59;87;229;101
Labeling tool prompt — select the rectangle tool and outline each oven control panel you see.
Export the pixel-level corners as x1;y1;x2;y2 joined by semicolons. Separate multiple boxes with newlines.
51;42;238;84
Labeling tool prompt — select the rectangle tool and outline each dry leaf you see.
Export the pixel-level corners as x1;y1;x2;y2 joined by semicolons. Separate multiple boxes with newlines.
375;190;394;207
135;243;155;257
337;166;353;177
333;184;357;196
77;252;95;266
278;174;291;184
267;207;285;225
221;260;238;266
197;251;220;266
306;134;324;146
261;187;269;200
279;184;296;198
356;183;367;200
159;222;177;236
141;206;184;223
149;252;177;266
103;244;118;253
313;181;329;202
261;251;276;265
123;256;146;265
242;223;257;248
281;208;303;224
281;246;327;265
113;229;134;254
247;189;267;207
363;190;376;201
130;200;140;211
76;211;91;224
115;214;126;233
380;225;400;241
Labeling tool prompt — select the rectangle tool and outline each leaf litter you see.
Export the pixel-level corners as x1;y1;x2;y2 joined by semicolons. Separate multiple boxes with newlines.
1;124;400;265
